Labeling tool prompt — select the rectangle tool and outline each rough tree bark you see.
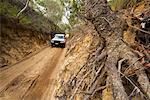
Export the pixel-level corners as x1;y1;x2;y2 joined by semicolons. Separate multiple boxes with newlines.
83;0;149;100
55;0;149;99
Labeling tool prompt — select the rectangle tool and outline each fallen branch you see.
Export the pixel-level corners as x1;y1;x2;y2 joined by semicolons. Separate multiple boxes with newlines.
84;67;106;100
69;60;90;85
17;0;30;18
118;58;126;73
128;87;138;98
120;72;139;91
87;62;104;90
93;85;107;93
91;70;107;97
100;17;112;27
127;22;150;35
78;85;106;95
70;70;92;100
119;71;148;99
123;67;145;77
124;56;144;75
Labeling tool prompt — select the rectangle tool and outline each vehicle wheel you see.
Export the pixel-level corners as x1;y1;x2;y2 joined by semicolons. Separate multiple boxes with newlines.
51;44;54;47
62;44;65;48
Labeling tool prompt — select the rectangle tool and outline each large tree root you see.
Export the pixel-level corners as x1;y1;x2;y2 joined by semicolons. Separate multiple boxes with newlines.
55;37;150;100
99;38;150;100
83;63;106;100
137;70;150;99
120;43;150;99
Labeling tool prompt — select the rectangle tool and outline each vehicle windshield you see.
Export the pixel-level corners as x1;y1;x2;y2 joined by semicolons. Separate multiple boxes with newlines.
55;35;64;39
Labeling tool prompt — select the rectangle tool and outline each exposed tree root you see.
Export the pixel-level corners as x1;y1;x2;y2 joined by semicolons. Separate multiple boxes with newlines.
137;70;150;99
70;70;92;100
55;0;150;99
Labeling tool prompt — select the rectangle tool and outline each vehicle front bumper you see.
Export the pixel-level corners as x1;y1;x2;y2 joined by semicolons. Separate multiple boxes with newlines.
51;42;65;46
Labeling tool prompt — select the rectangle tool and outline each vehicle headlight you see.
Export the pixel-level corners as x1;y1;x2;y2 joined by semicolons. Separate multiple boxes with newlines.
60;41;65;43
51;40;54;43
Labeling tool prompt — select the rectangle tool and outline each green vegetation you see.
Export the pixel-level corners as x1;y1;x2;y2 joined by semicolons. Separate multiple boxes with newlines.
29;0;84;31
45;0;64;24
30;0;67;31
0;1;31;24
59;0;83;26
108;0;139;11
35;0;45;6
0;1;19;17
0;0;83;32
20;16;32;24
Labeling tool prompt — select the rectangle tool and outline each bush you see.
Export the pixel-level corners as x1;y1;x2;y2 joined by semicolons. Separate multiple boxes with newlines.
108;0;138;11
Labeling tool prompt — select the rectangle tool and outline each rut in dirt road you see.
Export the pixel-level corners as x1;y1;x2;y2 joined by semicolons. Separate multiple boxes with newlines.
0;47;65;100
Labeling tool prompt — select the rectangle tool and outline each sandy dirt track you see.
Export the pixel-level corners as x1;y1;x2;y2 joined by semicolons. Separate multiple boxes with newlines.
0;47;66;100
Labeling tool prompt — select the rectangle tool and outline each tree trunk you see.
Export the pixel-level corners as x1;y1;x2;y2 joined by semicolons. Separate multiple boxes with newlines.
83;0;150;100
55;0;150;99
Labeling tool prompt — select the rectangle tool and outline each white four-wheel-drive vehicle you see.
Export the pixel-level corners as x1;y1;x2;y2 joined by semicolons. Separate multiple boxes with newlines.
51;34;66;48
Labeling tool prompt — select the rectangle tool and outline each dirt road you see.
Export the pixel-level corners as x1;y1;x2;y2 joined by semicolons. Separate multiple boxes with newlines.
0;47;66;100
